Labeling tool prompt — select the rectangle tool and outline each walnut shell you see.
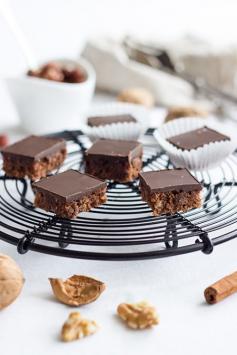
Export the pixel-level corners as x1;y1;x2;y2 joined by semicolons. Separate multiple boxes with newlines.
0;254;24;310
49;275;106;306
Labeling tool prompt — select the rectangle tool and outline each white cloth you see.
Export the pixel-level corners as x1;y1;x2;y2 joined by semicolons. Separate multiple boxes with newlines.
163;36;237;94
82;37;237;111
82;38;195;107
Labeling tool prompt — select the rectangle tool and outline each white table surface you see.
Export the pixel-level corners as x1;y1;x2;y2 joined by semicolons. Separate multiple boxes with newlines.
0;92;237;355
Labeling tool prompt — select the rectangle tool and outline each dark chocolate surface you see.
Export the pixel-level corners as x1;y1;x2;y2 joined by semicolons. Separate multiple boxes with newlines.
167;126;230;151
32;169;106;202
1;135;66;161
86;139;142;160
139;169;202;193
87;114;136;127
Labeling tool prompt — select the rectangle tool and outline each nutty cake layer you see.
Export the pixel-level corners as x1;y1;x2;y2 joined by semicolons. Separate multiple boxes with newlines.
1;135;66;180
32;169;107;219
85;139;143;183
139;169;202;216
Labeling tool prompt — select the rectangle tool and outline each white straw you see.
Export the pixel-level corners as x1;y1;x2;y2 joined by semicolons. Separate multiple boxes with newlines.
0;0;38;69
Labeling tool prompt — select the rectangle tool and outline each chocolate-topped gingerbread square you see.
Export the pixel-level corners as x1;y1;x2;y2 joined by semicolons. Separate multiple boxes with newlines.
87;114;136;127
85;139;143;183
32;169;107;219
167;126;230;151
139;168;202;215
1;135;67;180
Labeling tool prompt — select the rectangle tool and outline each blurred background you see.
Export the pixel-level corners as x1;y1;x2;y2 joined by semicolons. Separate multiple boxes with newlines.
1;0;237;129
0;0;237;73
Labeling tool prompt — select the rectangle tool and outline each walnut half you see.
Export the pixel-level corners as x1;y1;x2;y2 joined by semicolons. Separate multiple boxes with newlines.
117;301;159;329
61;312;98;342
49;275;105;306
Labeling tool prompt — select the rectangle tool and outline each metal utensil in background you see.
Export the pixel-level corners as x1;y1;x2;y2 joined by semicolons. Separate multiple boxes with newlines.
123;36;237;116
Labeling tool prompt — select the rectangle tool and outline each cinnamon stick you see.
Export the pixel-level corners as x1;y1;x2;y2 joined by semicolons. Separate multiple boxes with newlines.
204;271;237;304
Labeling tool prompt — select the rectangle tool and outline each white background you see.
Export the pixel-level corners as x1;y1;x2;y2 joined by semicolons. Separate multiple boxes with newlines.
1;238;237;355
1;0;237;128
1;0;237;76
0;1;237;354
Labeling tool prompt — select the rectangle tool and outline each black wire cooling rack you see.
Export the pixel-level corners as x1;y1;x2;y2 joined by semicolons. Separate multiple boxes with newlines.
1;129;237;260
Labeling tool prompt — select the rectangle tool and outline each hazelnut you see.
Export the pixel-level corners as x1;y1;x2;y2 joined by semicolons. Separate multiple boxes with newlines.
0;134;9;148
40;62;64;82
118;87;155;107
27;62;86;84
41;62;62;72
27;69;40;78
165;106;208;122
64;68;85;83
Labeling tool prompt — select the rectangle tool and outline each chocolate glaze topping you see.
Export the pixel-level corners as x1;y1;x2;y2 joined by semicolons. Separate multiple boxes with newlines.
32;169;106;202
139;169;202;193
86;139;142;160
1;135;66;161
87;114;136;127
167;126;230;151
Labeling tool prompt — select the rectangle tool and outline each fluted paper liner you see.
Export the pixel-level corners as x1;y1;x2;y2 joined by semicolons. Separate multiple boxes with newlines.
83;102;150;141
154;117;236;171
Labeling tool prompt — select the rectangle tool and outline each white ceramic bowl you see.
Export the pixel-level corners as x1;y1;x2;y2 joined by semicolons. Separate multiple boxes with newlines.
5;58;96;134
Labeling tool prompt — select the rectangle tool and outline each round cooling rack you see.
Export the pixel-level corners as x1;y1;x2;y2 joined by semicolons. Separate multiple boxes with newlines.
1;129;237;260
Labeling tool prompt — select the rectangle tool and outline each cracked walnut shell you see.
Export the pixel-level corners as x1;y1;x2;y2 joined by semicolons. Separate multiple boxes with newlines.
49;275;105;306
61;312;98;342
117;301;159;329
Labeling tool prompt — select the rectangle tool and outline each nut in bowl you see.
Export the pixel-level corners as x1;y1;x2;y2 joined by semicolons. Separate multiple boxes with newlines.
154;117;236;171
5;58;96;134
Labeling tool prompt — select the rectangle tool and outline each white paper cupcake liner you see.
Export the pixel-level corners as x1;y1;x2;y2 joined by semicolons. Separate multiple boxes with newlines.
82;102;151;141
154;117;236;171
